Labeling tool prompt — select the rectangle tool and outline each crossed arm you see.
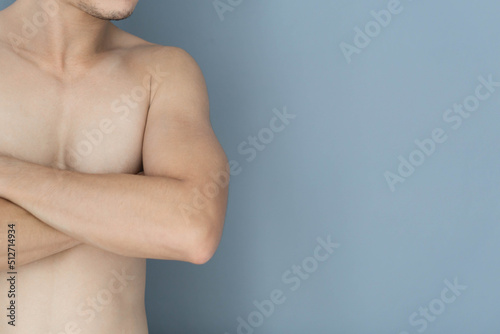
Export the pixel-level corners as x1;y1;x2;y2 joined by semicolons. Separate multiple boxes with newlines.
0;198;81;270
0;48;229;270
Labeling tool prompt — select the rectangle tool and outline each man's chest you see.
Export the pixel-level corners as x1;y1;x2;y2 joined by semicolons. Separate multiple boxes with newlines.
0;65;151;174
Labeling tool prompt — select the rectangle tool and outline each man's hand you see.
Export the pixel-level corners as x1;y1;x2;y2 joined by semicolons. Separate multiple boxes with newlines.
0;197;81;271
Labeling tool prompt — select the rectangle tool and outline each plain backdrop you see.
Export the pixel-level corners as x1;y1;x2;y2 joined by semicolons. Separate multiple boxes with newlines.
2;0;500;333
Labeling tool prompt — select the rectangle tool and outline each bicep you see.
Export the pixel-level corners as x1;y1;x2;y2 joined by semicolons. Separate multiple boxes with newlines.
142;48;227;181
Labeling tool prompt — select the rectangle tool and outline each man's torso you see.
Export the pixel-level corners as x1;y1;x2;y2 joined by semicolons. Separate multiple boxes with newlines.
0;23;167;334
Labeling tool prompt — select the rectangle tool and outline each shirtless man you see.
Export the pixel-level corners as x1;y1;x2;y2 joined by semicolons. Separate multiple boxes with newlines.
0;0;229;333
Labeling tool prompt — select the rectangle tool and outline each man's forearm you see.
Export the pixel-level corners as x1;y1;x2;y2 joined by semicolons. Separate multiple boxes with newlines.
0;198;81;271
0;157;226;264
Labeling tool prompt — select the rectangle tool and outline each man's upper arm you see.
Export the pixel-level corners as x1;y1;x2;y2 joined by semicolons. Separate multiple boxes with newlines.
142;47;226;178
141;47;228;224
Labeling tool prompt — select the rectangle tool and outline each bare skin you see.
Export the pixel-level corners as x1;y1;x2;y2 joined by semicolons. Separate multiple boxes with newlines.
0;0;229;333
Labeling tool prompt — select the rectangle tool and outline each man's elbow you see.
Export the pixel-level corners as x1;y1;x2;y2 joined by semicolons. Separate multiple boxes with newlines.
189;244;217;265
183;178;228;265
154;214;224;264
187;218;224;265
157;172;228;264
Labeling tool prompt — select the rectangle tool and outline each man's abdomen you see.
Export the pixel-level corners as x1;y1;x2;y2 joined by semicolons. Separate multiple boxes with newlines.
0;244;148;334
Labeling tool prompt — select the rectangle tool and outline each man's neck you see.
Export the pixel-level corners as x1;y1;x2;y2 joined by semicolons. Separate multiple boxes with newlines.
0;0;114;72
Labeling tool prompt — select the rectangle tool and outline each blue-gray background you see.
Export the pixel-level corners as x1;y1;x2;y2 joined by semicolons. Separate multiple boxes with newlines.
3;0;500;333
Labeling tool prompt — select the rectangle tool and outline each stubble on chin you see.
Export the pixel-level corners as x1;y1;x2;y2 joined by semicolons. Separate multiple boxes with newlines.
75;1;135;21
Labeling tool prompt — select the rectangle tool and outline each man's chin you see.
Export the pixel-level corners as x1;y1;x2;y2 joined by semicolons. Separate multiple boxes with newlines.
76;2;136;21
88;9;135;21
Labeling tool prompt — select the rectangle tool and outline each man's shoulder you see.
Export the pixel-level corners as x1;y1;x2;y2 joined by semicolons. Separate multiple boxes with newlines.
110;26;204;100
131;44;199;77
111;26;195;67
